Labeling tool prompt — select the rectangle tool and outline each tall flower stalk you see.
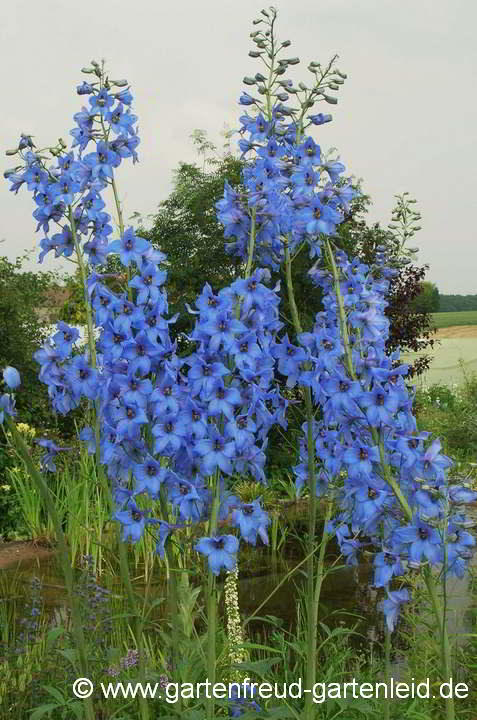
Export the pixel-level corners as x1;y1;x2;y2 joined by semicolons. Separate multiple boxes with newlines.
215;9;476;720
2;9;476;720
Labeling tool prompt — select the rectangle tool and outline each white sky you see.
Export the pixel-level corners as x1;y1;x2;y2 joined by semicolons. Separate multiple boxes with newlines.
2;0;476;293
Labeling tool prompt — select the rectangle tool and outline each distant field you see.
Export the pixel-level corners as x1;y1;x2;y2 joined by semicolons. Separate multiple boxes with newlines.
431;311;477;328
401;323;477;387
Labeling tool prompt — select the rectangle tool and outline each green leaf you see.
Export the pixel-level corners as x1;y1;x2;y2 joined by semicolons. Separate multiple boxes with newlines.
29;703;58;720
42;685;66;704
68;701;86;719
45;626;65;651
230;657;282;677
56;648;78;670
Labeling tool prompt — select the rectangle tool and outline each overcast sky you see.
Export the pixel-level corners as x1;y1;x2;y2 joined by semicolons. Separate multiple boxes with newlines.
2;0;475;293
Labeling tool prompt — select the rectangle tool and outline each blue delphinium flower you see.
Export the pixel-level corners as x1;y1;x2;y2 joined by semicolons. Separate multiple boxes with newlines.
115;500;149;543
393;519;442;566
0;393;16;423
3;366;21;389
36;438;72;472
378;589;409;632
231;498;270;546
195;535;239;575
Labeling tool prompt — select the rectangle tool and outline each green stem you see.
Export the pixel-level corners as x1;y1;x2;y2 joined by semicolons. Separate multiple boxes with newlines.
424;568;454;720
6;418;95;720
159;488;180;692
68;208;107;515
118;534;149;720
206;472;221;720
384;626;391;720
324;237;454;720
283;242;319;720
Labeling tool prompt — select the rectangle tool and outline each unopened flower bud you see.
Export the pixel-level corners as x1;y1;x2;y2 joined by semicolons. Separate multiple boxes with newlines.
4;167;21;177
249;50;262;58
243;76;256;86
112;79;128;86
281;40;291;47
324;95;338;104
81;67;95;74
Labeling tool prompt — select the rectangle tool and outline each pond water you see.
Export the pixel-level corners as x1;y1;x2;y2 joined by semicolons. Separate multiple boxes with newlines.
1;503;475;662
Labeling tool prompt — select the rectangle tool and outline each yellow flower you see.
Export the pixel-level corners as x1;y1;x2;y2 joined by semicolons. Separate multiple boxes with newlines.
16;423;36;437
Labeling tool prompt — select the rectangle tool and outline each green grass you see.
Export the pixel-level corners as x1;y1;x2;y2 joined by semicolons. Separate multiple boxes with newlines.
431;310;477;328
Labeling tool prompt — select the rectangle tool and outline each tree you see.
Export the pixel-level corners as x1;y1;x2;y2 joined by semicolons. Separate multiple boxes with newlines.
141;135;244;340
0;254;54;425
337;193;437;376
411;281;439;314
146;137;434;375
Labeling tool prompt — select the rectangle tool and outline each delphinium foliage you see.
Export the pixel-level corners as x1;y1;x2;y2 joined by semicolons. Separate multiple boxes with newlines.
2;7;476;720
